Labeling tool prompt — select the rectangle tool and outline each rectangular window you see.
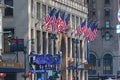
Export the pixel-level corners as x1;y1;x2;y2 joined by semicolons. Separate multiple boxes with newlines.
48;6;51;13
105;32;110;41
48;33;52;54
68;38;70;57
105;9;110;16
92;0;96;3
43;32;47;54
72;15;75;29
105;0;110;4
105;20;110;28
42;4;46;19
72;38;75;58
31;29;34;51
4;0;13;16
31;0;33;17
92;9;96;15
4;29;14;53
76;16;79;27
36;30;40;53
80;40;82;59
36;2;40;20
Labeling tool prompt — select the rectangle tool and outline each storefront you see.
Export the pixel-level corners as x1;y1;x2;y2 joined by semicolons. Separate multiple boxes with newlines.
0;62;25;80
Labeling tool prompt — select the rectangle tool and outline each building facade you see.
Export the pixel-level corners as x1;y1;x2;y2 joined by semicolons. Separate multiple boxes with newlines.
0;0;88;80
87;0;120;80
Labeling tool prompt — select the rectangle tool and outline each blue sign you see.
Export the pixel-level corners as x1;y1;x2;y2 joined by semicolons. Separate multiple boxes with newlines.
38;78;43;80
35;54;46;64
45;54;54;64
35;54;61;65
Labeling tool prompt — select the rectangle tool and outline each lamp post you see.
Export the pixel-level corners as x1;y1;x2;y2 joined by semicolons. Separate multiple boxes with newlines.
22;39;33;80
73;39;79;80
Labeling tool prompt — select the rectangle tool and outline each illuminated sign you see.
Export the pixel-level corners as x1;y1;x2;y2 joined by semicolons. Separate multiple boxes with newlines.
35;54;61;65
10;39;24;52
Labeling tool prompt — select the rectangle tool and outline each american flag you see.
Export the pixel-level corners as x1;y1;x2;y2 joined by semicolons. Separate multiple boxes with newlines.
84;21;92;38
56;12;65;33
75;26;83;36
81;20;87;33
75;19;86;36
63;14;70;31
57;14;70;33
51;10;60;32
45;8;56;31
88;22;98;41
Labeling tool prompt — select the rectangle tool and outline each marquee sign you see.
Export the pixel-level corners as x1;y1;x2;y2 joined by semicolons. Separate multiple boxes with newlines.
35;54;61;65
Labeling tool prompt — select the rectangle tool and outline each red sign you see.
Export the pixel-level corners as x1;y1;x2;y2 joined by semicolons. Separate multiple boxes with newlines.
11;39;16;44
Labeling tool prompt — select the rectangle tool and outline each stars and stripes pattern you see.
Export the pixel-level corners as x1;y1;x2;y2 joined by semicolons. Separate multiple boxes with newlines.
45;8;56;31
88;22;98;41
75;20;98;42
44;8;70;34
44;8;98;42
75;19;86;36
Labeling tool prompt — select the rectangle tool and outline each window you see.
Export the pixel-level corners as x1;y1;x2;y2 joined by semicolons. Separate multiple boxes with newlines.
72;38;75;58
4;73;16;80
48;6;51;14
48;33;52;54
103;54;113;74
88;54;96;74
92;0;96;3
80;40;82;59
72;15;75;29
36;30;41;53
43;32;47;54
105;20;110;28
92;9;96;15
31;0;33;17
4;29;14;53
104;9;110;16
105;32;110;41
76;16;79;27
84;71;87;80
42;4;46;19
36;2;41;20
68;38;70;57
4;0;13;16
105;0;110;4
31;29;34;51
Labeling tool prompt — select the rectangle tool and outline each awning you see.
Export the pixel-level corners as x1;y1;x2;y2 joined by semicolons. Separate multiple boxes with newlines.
0;68;25;73
0;62;25;73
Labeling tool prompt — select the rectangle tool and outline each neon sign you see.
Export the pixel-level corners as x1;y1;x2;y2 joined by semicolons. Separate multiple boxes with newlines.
35;54;61;65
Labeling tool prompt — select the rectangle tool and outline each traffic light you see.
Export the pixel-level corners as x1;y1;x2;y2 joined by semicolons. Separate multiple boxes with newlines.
7;33;13;46
52;70;59;78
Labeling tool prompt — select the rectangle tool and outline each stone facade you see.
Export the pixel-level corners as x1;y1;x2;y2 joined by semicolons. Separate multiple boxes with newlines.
1;0;88;80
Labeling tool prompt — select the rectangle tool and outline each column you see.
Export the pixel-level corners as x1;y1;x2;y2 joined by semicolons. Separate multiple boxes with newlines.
0;4;4;55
